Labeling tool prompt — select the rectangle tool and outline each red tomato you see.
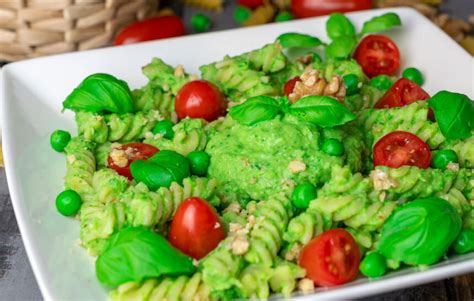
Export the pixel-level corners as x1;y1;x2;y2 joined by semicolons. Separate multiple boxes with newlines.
353;35;401;78
168;197;226;259
284;76;301;96
375;78;430;109
114;16;185;45
175;80;227;122
292;0;372;18
238;0;264;9
299;229;360;287
107;143;159;179
373;131;431;169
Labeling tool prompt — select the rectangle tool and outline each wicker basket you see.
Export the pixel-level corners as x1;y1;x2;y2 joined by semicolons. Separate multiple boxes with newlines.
0;0;159;62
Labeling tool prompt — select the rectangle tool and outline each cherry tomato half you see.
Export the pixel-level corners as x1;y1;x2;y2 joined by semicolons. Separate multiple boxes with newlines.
375;78;430;109
168;197;226;259
107;143;159;179
299;228;361;287
284;76;301;97
238;0;264;9
292;0;372;18
175;80;227;122
114;15;185;46
353;35;400;78
373;131;431;169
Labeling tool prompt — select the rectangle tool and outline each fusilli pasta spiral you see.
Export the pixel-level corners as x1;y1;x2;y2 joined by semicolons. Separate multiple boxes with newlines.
133;85;176;121
142;58;195;95
439;137;474;168
242;43;287;74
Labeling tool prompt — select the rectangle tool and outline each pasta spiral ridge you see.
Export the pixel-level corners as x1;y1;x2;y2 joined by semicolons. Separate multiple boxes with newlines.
110;273;210;301
121;177;219;228
133;85;176;121
241;43;287;73
244;194;293;266
358;101;445;148
283;209;333;246
64;137;96;202
76;110;162;143
144;118;207;156
142;58;194;95
91;169;129;204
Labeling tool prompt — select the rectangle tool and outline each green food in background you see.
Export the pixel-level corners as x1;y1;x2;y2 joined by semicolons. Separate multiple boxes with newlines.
96;227;195;286
234;6;251;24
275;11;294;22
378;197;462;265
192;13;212;33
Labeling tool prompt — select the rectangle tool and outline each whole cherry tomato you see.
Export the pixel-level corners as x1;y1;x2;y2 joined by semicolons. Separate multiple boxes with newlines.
175;80;227;122
353;35;401;78
168;197;226;259
375;78;430;109
107;143;159;179
299;228;361;287
114;15;185;45
373;131;431;169
238;0;264;9
292;0;372;18
283;76;301;96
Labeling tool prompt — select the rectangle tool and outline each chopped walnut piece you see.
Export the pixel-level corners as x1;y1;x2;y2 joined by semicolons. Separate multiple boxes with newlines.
110;148;128;168
297;278;315;294
371;169;399;191
288;160;306;173
288;68;346;103
231;236;249;255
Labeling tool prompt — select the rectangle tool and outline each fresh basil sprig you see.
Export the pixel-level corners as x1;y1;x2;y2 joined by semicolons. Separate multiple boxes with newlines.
130;150;191;190
230;95;354;128
428;91;474;140
288;96;356;127
360;12;402;35
378;197;461;266
325;36;358;60
276;33;323;49
96;227;195;286
326;13;356;40
229;96;284;125
63;73;134;114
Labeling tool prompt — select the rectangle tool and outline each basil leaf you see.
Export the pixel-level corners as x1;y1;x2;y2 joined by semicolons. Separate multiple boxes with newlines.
63;73;134;114
229;96;282;126
326;13;356;40
378;197;461;265
360;12;402;35
130;150;191;189
288;95;355;127
277;32;323;49
96;227;195;286
428;91;474;140
325;36;357;59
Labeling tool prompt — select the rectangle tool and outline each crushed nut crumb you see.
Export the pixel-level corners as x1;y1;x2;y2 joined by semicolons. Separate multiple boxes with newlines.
371;169;399;191
67;155;76;164
298;278;315;294
226;203;242;214
110;149;128;168
231;236;249;255
242;159;250;167
446;162;460;170
285;243;302;261
174;65;185;77
288;160;306;173
192;259;199;267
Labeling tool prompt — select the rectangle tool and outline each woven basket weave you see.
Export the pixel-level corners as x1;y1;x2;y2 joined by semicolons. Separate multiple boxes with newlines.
0;0;158;62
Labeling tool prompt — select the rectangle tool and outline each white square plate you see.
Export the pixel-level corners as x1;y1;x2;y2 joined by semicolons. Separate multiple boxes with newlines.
1;7;473;301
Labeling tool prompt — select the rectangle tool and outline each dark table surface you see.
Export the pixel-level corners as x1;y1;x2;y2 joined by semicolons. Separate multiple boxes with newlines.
1;0;473;300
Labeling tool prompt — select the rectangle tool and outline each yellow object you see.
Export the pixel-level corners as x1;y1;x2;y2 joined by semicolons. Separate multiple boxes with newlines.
460;36;474;56
0;145;4;167
156;8;175;16
243;3;276;27
183;0;223;11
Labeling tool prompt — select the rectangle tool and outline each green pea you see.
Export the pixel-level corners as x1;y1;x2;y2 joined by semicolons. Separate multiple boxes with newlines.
50;130;71;152
370;75;393;91
322;139;344;156
432;150;458;169
452;228;474;254
360;252;387;278
291;183;317;209
152;120;174;139
343;74;360;96
187;151;211;176
275;11;294;22
234;6;251;25
191;13;212;33
56;190;82;216
402;67;424;86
